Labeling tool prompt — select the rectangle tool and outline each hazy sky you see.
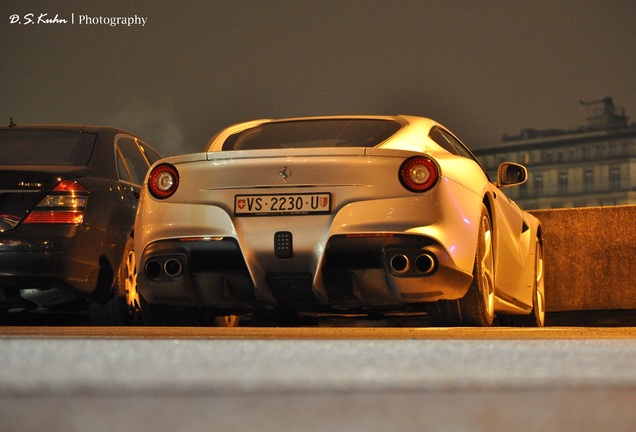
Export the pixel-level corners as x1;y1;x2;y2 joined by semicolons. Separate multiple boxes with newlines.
2;0;635;156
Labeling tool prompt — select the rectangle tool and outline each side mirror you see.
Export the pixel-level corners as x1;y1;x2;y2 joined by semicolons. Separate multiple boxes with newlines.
497;162;527;188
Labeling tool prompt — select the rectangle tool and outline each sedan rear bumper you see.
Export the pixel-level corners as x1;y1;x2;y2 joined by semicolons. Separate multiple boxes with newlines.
0;226;105;308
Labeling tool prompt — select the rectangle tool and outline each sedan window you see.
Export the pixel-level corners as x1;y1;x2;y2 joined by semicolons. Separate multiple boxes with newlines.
140;142;161;165
116;137;151;185
116;152;133;183
0;130;95;166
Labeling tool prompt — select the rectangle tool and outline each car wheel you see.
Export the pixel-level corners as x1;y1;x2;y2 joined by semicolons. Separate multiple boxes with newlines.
89;236;142;325
498;239;545;327
459;204;495;326
213;315;240;327
121;237;142;322
427;300;463;326
524;240;546;327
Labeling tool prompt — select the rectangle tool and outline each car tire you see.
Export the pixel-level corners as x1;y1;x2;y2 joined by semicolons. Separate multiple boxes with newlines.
532;240;546;326
459;204;495;327
89;236;142;326
212;315;240;327
521;240;546;327
427;300;463;326
499;238;545;327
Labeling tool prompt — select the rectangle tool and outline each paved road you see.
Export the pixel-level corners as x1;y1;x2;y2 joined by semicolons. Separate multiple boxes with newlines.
1;326;635;432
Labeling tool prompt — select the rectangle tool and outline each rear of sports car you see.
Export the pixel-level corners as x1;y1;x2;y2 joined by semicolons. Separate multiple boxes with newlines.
135;118;488;316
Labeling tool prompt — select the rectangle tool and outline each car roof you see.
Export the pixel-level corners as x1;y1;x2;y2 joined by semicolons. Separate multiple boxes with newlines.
235;114;434;126
0;123;134;136
0;123;161;180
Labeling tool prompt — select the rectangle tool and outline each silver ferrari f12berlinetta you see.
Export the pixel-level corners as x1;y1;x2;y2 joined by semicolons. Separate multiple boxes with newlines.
134;115;544;327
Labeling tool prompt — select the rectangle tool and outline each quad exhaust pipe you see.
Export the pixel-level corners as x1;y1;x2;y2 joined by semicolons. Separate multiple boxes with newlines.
415;253;436;275
145;258;183;279
390;254;410;274
389;252;437;275
164;259;183;277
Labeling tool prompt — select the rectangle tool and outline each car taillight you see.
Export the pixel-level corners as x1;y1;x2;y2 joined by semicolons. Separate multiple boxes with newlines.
148;163;179;199
399;156;439;192
23;180;89;225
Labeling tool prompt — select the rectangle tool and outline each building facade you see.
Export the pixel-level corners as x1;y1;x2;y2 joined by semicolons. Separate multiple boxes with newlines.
472;98;636;210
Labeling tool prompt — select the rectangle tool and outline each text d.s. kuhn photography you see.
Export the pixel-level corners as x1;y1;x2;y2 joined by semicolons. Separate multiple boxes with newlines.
9;12;148;27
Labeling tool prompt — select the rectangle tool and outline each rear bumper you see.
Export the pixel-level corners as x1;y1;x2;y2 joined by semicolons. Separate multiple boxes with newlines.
0;227;104;308
137;234;473;313
322;235;473;306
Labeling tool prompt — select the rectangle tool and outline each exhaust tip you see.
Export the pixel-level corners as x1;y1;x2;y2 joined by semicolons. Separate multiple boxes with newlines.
390;254;410;274
145;260;163;279
415;253;436;275
164;259;183;277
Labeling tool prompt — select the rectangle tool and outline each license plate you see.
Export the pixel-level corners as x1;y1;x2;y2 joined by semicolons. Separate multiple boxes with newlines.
235;193;331;216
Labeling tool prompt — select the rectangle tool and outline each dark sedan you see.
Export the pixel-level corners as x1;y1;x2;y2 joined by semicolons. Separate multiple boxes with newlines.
0;122;161;324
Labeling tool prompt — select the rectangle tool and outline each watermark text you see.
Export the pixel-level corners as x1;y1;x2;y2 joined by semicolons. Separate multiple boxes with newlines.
9;12;148;27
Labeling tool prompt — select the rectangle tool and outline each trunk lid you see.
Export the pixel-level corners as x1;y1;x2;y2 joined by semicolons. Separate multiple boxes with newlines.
164;147;429;216
190;147;422;190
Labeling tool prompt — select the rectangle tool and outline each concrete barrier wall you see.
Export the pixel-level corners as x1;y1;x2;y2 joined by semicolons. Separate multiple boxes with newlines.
529;205;636;312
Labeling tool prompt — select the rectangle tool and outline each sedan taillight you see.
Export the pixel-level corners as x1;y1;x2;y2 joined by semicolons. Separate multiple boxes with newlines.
23;180;89;225
148;163;179;199
399;156;439;192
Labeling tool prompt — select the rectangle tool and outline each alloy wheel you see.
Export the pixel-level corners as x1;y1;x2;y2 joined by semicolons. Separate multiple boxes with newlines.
479;213;496;320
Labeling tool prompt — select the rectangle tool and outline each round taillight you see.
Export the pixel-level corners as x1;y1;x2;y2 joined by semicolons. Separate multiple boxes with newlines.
148;163;179;199
399;156;439;192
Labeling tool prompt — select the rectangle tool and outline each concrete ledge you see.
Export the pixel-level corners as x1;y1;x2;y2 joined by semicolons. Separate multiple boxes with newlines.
529;205;636;312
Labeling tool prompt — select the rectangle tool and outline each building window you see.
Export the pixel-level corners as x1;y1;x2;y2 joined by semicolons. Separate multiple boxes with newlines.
569;148;577;161
584;169;594;193
608;143;617;157
534;174;544;197
520;152;530;165
595;145;604;158
545;150;553;164
582;146;591;160
609;166;621;190
558;172;568;195
557;150;564;163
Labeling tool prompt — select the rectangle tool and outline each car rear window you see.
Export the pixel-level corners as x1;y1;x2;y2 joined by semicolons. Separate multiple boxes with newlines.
0;130;96;166
222;119;402;151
